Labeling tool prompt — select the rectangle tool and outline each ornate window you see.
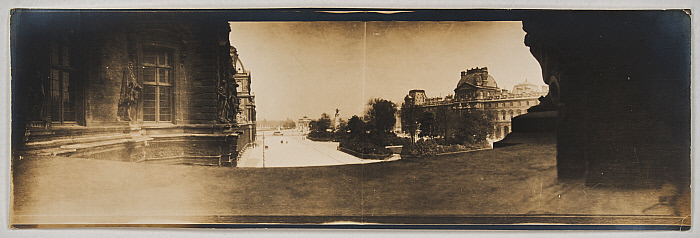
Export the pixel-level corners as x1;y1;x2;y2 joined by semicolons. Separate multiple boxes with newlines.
141;48;174;122
49;42;77;124
236;79;243;93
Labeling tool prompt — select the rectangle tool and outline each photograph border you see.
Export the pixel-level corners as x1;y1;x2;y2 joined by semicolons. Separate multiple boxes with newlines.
2;1;699;237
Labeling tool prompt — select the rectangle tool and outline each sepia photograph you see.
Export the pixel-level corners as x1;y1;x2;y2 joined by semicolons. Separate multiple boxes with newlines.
8;8;692;230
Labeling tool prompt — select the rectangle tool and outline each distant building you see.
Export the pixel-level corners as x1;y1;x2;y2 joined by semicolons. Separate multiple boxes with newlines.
297;116;313;134
232;46;257;145
406;67;548;140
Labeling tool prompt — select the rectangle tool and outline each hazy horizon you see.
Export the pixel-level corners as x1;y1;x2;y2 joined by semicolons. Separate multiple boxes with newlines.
229;21;544;121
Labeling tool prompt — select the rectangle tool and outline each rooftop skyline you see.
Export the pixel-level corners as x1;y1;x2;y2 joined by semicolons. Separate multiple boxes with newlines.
229;21;544;121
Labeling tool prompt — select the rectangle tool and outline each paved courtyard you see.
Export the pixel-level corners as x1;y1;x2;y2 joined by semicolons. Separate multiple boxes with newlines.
237;129;398;168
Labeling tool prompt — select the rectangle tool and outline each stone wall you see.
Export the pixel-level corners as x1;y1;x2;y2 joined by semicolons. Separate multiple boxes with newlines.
12;11;241;161
78;13;228;125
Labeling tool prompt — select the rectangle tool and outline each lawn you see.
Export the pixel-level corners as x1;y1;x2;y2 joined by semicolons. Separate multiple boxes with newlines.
11;141;687;225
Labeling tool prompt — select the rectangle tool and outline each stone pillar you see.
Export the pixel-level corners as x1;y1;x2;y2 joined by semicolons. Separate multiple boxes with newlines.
522;11;690;188
225;134;238;167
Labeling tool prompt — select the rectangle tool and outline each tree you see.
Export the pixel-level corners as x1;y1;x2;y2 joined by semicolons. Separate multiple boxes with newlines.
345;115;365;137
418;111;436;139
365;98;397;135
282;118;296;129
453;110;496;145
400;95;420;143
310;113;332;133
308;113;334;140
434;105;458;144
365;98;398;146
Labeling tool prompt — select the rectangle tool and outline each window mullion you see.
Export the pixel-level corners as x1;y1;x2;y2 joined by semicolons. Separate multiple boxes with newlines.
142;49;173;123
155;65;161;123
59;69;64;123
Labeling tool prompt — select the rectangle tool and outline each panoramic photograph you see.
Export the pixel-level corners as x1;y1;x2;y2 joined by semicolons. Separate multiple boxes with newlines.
9;9;691;228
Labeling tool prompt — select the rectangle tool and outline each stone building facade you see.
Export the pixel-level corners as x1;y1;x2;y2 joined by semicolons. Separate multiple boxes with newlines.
231;46;257;147
407;67;547;140
12;11;245;166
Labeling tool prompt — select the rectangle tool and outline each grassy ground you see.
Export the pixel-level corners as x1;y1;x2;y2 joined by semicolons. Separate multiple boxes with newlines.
10;142;689;225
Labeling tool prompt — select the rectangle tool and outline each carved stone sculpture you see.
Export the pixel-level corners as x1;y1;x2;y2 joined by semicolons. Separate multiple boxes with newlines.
217;85;228;122
118;62;141;121
28;70;46;122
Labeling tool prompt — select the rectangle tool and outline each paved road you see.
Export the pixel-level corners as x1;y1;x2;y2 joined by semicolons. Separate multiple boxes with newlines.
238;129;398;167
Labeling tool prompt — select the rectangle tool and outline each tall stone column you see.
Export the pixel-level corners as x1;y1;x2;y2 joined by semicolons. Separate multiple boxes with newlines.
522;11;690;188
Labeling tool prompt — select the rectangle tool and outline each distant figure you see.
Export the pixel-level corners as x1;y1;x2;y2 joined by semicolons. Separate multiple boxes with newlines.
281;140;283;144
286;141;288;144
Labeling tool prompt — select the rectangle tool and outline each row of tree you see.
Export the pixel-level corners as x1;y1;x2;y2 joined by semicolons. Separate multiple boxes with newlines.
258;118;296;129
401;95;496;146
282;119;296;129
307;98;399;155
306;96;496;156
307;113;333;140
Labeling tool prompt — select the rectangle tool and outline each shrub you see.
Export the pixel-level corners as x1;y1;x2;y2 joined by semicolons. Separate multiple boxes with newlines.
339;138;392;156
307;131;334;141
385;134;411;146
401;138;491;157
401;138;439;157
436;144;470;154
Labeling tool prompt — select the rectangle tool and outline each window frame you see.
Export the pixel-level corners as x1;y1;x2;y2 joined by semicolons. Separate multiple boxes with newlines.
48;41;78;125
138;45;178;124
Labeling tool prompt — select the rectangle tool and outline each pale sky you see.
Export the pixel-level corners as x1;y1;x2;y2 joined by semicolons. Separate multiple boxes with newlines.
229;21;544;121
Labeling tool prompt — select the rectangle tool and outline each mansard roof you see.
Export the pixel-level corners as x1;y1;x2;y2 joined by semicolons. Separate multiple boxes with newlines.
456;67;499;90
